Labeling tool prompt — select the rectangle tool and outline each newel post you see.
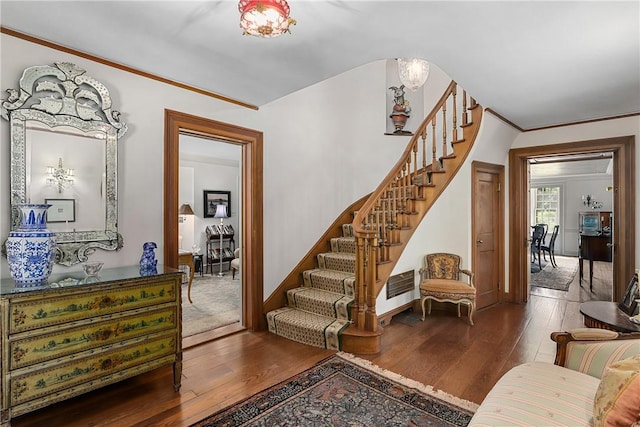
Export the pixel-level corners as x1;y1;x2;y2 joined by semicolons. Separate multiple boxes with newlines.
354;231;378;331
364;234;379;332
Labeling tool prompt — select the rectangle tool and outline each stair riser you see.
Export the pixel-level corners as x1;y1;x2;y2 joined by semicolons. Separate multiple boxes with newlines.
317;253;355;273
330;237;356;254
266;307;349;350
286;288;352;320
303;269;355;296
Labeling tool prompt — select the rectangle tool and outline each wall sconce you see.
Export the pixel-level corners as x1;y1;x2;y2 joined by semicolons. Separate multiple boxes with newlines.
397;58;430;91
47;157;74;193
582;194;603;209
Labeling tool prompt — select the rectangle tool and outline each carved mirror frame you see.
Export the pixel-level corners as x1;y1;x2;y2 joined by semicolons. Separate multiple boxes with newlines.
1;62;127;266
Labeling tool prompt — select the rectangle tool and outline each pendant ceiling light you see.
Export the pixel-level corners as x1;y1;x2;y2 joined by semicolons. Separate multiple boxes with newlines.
238;0;296;38
397;58;430;91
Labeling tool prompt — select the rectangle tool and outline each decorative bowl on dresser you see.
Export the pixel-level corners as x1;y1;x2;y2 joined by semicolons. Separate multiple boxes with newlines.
0;266;183;426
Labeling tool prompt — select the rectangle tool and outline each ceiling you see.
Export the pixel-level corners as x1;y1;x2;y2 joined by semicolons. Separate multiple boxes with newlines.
1;1;638;130
529;153;613;180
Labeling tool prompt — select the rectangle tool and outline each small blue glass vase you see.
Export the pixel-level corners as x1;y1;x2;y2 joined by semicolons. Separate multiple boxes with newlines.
139;241;158;276
6;204;57;286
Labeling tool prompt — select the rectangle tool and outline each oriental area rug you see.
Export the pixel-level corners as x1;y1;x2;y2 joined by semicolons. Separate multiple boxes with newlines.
181;273;241;337
531;255;579;292
191;352;477;427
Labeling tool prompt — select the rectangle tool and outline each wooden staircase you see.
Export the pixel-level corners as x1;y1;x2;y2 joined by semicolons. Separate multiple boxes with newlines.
265;81;483;353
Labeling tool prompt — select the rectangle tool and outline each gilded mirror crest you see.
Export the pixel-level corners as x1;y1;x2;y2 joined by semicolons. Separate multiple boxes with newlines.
1;62;127;265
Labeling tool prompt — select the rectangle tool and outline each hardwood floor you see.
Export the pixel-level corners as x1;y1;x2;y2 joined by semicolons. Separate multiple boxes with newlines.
12;261;612;426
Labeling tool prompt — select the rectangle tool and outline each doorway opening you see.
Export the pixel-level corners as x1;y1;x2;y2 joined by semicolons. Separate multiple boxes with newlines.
179;135;243;340
164;110;265;348
508;136;635;306
528;154;614;303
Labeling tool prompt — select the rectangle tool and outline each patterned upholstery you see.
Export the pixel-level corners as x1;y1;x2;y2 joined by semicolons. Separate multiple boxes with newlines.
469;362;599;426
419;253;476;325
563;339;640;379
470;335;640;426
425;253;461;280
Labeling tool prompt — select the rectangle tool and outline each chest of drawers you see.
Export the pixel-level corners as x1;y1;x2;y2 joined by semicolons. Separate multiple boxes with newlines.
0;266;182;426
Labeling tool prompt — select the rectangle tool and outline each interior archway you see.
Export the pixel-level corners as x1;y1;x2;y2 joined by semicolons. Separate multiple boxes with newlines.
164;110;265;339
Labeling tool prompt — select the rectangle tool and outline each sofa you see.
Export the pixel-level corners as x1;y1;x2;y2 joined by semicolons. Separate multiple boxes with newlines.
469;328;640;426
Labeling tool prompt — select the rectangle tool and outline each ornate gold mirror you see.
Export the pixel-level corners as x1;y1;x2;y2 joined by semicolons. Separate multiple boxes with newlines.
1;62;127;265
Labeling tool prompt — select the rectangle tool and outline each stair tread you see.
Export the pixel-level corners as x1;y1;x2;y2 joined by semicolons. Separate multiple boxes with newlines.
271;306;347;322
289;286;353;298
267;307;350;350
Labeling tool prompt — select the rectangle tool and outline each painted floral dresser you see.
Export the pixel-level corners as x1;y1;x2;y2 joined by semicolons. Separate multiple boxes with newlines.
0;266;182;426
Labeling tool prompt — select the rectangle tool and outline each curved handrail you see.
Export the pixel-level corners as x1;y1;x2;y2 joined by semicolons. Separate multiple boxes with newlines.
353;80;459;237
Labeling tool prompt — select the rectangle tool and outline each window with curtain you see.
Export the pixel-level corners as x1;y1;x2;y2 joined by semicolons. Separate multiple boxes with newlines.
532;186;560;227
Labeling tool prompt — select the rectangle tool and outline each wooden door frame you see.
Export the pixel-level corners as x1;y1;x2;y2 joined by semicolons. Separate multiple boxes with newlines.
472;161;505;305
164;109;265;331
508;136;635;303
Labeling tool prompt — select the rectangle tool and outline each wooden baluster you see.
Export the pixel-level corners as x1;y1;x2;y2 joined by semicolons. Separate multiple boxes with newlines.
431;117;437;171
412;143;418;180
442;100;448;157
380;199;386;263
393;179;399;230
374;200;381;262
404;163;412;218
389;185;394;227
420;129;427;173
462;89;468;126
452;85;458;143
399;171;404;224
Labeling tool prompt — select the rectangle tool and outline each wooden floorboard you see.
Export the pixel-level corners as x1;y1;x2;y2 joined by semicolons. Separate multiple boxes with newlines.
12;259;612;426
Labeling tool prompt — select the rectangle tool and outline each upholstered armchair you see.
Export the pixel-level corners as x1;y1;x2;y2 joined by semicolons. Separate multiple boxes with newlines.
418;253;476;325
230;248;240;279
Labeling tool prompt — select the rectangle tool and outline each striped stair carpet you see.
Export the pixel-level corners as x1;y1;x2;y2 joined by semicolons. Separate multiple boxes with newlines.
267;224;355;350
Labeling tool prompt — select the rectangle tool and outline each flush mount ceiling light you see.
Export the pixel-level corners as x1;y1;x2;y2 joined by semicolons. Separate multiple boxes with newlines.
238;0;296;38
397;58;430;91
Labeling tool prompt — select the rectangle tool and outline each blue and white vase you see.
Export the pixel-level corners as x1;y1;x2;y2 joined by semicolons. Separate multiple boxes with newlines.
6;204;57;286
139;241;158;276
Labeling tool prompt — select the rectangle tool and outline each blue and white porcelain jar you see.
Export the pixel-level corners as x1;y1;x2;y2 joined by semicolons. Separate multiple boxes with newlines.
6;204;57;286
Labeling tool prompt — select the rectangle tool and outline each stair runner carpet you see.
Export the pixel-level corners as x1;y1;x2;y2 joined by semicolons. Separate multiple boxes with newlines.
267;224;356;350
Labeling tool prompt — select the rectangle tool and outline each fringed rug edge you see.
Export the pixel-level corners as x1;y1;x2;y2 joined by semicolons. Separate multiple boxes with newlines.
336;351;480;412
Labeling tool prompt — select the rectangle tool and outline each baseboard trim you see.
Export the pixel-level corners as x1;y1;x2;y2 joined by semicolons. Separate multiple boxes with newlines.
378;301;418;326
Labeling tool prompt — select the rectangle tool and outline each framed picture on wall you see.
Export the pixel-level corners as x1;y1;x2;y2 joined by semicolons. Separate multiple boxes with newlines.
45;198;76;223
618;273;638;316
203;190;231;218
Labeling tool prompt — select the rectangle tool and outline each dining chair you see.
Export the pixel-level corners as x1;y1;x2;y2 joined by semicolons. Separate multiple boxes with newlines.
541;225;560;268
531;224;545;270
536;223;549;245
